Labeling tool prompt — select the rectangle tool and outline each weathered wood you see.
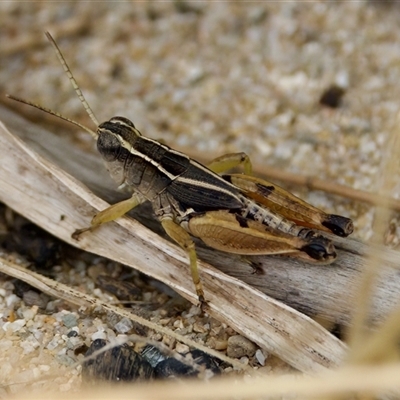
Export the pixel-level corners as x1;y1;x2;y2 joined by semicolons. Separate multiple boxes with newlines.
1;105;400;330
0;106;350;373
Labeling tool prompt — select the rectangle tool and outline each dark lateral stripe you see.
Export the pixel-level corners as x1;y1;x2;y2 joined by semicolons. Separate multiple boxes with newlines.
188;161;240;192
99;122;177;181
115;130;190;179
168;178;243;210
168;160;243;209
100;121;244;208
107;132;175;180
134;136;190;177
159;149;190;177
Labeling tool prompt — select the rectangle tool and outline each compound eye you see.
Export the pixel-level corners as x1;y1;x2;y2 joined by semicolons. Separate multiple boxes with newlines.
97;130;121;161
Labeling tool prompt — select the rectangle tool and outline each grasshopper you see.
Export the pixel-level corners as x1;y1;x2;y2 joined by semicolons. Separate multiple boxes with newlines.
7;32;353;304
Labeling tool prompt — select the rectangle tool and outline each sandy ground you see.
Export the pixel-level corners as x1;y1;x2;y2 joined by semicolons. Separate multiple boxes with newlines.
1;1;400;395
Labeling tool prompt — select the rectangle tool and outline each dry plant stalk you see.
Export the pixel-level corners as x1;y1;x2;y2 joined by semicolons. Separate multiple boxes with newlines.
346;112;400;368
0;118;345;373
2;105;400;329
0;256;246;371
8;363;400;400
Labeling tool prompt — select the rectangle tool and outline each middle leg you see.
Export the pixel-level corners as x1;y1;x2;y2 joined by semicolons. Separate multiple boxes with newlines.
207;152;253;175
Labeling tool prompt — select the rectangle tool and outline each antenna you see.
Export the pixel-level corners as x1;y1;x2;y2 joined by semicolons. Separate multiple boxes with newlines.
6;31;99;140
45;31;99;128
6;94;98;139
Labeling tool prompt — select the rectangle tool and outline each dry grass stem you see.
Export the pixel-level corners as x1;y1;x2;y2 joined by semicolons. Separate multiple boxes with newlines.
0;255;248;372
8;363;400;400
347;113;400;361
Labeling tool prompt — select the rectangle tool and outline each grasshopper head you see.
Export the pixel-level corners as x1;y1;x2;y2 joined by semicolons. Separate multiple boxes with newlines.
97;117;141;161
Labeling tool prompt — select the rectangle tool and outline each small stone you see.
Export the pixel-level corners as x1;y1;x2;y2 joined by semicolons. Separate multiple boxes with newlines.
2;319;26;333
46;335;63;351
173;319;184;329
91;329;107;341
23;290;47;308
214;340;228;351
114;318;133;334
175;343;189;354
239;356;249;365
193;322;207;333
22;305;38;321
39;364;50;372
226;335;257;358
162;335;175;348
20;336;40;354
255;349;267;366
57;354;76;366
319;84;345;108
62;313;78;329
67;329;79;338
6;294;20;307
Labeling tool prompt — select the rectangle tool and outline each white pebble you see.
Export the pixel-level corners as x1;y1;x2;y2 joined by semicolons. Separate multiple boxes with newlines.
335;70;349;88
39;364;50;372
254;138;272;156
239;356;249;365
6;294;20;307
46;336;62;351
91;328;106;341
2;319;26;333
175;343;189;354
114;317;133;334
20;337;40;354
22;306;38;321
255;349;267;366
59;383;72;392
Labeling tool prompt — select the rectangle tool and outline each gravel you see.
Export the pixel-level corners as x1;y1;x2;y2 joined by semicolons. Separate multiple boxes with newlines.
1;1;400;395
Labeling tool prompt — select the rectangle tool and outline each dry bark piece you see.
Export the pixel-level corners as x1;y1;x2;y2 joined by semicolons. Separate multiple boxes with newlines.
1;104;397;327
0;111;347;373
